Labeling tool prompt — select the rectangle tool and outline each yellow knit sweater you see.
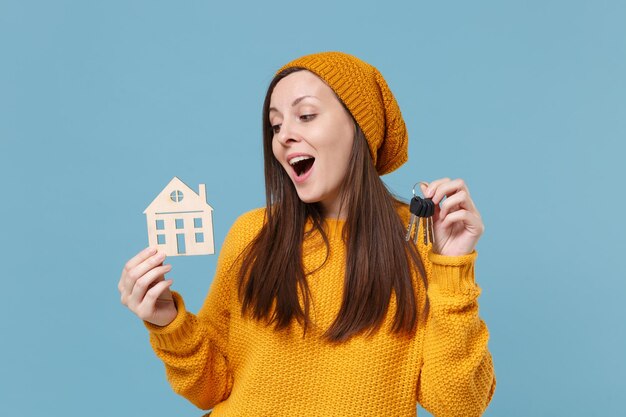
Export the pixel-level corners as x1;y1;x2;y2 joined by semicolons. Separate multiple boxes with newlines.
144;206;496;416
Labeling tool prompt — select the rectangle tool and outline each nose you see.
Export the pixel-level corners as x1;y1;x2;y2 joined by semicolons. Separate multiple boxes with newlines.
275;119;302;146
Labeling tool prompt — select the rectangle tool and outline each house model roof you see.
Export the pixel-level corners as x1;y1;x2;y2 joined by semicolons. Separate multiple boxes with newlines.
143;176;213;214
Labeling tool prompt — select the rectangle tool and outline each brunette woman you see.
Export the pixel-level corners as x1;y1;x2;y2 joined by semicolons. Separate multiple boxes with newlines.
119;51;496;417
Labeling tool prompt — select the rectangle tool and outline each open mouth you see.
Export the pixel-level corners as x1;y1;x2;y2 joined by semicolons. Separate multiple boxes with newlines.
290;156;315;177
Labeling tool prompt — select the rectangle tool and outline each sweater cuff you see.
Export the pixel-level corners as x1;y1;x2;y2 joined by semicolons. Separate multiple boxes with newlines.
143;291;197;350
427;249;478;294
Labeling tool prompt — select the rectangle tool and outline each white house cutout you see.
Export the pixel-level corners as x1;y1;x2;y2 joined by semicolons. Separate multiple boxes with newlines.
144;177;215;256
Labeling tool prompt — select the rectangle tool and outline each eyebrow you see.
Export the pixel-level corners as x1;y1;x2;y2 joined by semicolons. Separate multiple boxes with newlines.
269;95;319;113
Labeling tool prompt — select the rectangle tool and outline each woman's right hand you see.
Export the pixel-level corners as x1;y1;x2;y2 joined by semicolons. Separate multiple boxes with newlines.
118;246;177;327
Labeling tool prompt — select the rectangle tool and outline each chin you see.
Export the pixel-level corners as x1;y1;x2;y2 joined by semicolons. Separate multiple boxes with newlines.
295;192;320;205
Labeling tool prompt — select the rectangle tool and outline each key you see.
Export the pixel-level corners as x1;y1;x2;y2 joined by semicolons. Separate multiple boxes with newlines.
405;196;423;242
405;183;436;247
419;197;435;246
427;215;435;246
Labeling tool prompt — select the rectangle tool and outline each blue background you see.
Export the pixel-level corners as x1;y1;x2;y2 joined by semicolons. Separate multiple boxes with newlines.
1;1;624;416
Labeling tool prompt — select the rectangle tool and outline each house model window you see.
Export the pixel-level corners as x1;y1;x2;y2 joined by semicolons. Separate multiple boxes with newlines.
170;190;183;202
144;177;215;257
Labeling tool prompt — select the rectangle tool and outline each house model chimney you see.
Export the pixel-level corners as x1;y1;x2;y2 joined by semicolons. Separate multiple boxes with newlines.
199;183;207;203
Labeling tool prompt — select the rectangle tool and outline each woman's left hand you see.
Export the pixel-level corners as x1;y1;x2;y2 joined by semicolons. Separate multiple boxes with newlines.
419;178;484;257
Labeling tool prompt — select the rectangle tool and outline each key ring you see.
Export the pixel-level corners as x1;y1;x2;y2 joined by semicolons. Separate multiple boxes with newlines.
412;181;429;198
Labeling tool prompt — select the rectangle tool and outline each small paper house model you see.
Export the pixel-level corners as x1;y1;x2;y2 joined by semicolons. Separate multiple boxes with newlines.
143;177;215;256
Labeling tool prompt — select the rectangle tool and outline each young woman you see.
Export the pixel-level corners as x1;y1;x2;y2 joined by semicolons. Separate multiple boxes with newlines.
119;51;496;416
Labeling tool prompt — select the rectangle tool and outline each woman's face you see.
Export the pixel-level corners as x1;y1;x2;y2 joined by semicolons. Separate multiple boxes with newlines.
269;70;355;219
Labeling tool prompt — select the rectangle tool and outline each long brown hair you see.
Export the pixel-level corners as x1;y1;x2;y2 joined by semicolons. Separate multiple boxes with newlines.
237;67;428;343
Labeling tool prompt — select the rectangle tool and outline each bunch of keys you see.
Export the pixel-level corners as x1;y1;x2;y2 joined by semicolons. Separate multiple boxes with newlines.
405;182;436;246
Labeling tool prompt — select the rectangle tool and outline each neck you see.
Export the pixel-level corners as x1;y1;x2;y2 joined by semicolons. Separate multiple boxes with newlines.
322;201;348;220
320;194;347;220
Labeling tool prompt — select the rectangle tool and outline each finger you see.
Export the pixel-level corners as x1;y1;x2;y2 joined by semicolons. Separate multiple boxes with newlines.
124;246;158;273
440;209;484;234
439;190;477;218
429;178;469;205
424;178;451;200
143;279;174;307
136;280;174;320
120;247;159;294
127;264;172;309
122;250;167;295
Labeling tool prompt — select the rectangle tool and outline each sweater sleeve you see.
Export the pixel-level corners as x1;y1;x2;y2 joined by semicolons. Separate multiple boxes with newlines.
142;210;259;410
416;248;496;417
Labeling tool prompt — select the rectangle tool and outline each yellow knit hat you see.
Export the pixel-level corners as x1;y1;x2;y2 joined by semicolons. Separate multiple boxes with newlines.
276;51;408;175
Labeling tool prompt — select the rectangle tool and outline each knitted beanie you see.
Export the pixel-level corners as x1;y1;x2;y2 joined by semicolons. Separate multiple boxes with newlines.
276;51;408;175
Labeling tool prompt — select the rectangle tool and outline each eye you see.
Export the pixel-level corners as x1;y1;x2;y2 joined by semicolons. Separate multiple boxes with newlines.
271;124;281;134
300;114;316;121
